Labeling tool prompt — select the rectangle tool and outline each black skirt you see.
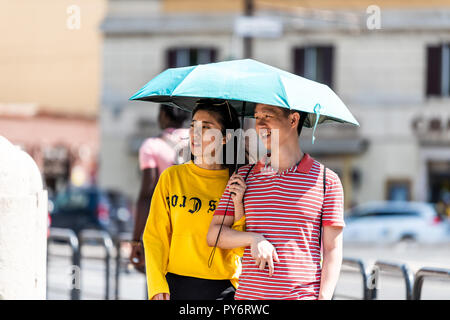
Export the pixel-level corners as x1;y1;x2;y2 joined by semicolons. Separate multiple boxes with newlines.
165;272;235;300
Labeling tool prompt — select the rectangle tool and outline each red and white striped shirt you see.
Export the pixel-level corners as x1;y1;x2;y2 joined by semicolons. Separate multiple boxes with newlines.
214;153;345;300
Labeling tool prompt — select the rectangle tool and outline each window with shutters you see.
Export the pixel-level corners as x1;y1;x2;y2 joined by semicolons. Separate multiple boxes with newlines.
293;45;334;89
426;44;450;97
166;47;217;68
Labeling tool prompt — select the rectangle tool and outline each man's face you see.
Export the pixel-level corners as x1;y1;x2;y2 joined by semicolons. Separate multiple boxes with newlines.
254;103;295;151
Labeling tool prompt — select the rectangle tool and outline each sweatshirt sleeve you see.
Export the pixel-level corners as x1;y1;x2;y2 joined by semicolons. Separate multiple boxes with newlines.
142;170;172;299
230;216;246;257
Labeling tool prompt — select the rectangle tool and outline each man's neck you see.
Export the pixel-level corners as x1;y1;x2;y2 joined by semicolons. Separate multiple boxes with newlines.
269;139;303;172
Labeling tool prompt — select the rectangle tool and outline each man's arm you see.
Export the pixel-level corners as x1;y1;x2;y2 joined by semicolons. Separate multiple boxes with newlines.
318;225;343;300
133;168;159;241
130;168;159;271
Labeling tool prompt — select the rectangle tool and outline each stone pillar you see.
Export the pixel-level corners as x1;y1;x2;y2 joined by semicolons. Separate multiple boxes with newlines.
0;136;47;299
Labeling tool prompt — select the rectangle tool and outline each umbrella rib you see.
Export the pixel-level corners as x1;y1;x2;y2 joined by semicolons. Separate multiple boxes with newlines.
169;66;202;99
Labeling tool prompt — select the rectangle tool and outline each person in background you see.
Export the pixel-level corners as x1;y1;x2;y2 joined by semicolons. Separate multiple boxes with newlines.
129;105;189;273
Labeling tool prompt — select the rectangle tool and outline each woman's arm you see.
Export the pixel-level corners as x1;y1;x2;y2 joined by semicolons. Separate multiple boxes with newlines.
318;225;343;300
142;172;172;300
207;216;280;277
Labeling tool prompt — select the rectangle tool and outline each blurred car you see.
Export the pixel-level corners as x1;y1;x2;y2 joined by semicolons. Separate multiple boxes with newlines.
104;189;134;237
49;185;134;239
49;185;112;236
343;201;449;244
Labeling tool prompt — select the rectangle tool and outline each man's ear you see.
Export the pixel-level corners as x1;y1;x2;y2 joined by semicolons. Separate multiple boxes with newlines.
289;112;300;130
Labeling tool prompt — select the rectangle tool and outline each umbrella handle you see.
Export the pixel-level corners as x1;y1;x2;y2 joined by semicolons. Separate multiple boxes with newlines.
311;103;322;145
232;100;247;176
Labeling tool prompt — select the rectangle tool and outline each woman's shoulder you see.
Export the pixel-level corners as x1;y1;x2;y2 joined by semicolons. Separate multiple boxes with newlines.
160;162;189;176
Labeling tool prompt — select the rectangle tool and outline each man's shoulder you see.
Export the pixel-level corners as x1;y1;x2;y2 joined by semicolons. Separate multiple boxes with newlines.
311;158;341;184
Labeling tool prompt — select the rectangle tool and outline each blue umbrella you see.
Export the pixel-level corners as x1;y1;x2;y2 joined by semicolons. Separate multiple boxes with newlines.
130;59;359;143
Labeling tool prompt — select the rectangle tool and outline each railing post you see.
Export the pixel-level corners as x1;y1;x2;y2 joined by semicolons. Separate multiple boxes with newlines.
79;229;114;300
48;227;81;300
341;257;376;300
413;267;450;300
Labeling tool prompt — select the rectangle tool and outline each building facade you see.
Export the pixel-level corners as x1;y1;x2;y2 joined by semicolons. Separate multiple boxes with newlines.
0;0;107;194
99;0;450;212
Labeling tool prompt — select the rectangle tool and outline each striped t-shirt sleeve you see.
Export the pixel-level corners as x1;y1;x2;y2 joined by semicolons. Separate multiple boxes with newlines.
322;168;345;227
214;180;235;217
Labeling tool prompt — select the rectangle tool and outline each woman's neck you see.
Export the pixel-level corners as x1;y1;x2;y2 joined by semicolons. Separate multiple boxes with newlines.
193;157;226;170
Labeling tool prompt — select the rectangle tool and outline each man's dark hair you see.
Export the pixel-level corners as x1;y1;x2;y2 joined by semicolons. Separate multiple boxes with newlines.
281;109;308;136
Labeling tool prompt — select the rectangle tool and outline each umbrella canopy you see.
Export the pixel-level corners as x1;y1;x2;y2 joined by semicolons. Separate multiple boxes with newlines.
129;59;359;140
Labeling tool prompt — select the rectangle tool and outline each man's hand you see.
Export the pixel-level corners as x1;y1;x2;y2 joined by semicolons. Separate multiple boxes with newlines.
152;293;170;300
250;234;279;277
129;242;146;273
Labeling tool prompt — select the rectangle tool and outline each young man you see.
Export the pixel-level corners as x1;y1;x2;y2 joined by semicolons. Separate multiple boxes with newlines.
207;103;345;300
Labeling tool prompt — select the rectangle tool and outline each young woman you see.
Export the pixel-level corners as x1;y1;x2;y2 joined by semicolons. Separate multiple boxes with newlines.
142;99;246;300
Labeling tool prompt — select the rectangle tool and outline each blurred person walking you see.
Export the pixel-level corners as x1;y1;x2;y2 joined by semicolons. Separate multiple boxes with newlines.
143;100;246;300
208;103;345;300
129;105;189;273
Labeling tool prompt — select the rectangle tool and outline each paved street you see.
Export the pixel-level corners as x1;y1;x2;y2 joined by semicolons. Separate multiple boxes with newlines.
46;241;450;300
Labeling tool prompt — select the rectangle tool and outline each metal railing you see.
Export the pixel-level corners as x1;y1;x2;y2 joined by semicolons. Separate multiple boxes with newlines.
47;232;450;300
336;258;450;300
413;267;450;300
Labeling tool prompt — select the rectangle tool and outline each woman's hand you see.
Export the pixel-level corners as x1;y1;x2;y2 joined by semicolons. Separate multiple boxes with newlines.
151;293;170;300
250;234;279;277
228;173;247;205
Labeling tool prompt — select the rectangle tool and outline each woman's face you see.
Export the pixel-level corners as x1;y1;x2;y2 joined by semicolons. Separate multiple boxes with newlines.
189;110;225;163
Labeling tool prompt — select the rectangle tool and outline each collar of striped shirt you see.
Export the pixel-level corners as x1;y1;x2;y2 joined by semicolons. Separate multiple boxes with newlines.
253;153;314;174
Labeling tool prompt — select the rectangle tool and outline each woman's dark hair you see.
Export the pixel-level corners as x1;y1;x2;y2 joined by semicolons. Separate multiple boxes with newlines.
191;99;245;177
160;104;190;127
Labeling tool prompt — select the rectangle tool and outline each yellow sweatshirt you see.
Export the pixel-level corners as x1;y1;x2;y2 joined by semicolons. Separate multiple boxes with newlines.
143;161;244;299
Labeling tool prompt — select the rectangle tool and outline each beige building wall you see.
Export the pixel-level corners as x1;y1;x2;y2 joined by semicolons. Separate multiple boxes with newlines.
0;0;107;117
163;0;450;12
100;0;450;208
